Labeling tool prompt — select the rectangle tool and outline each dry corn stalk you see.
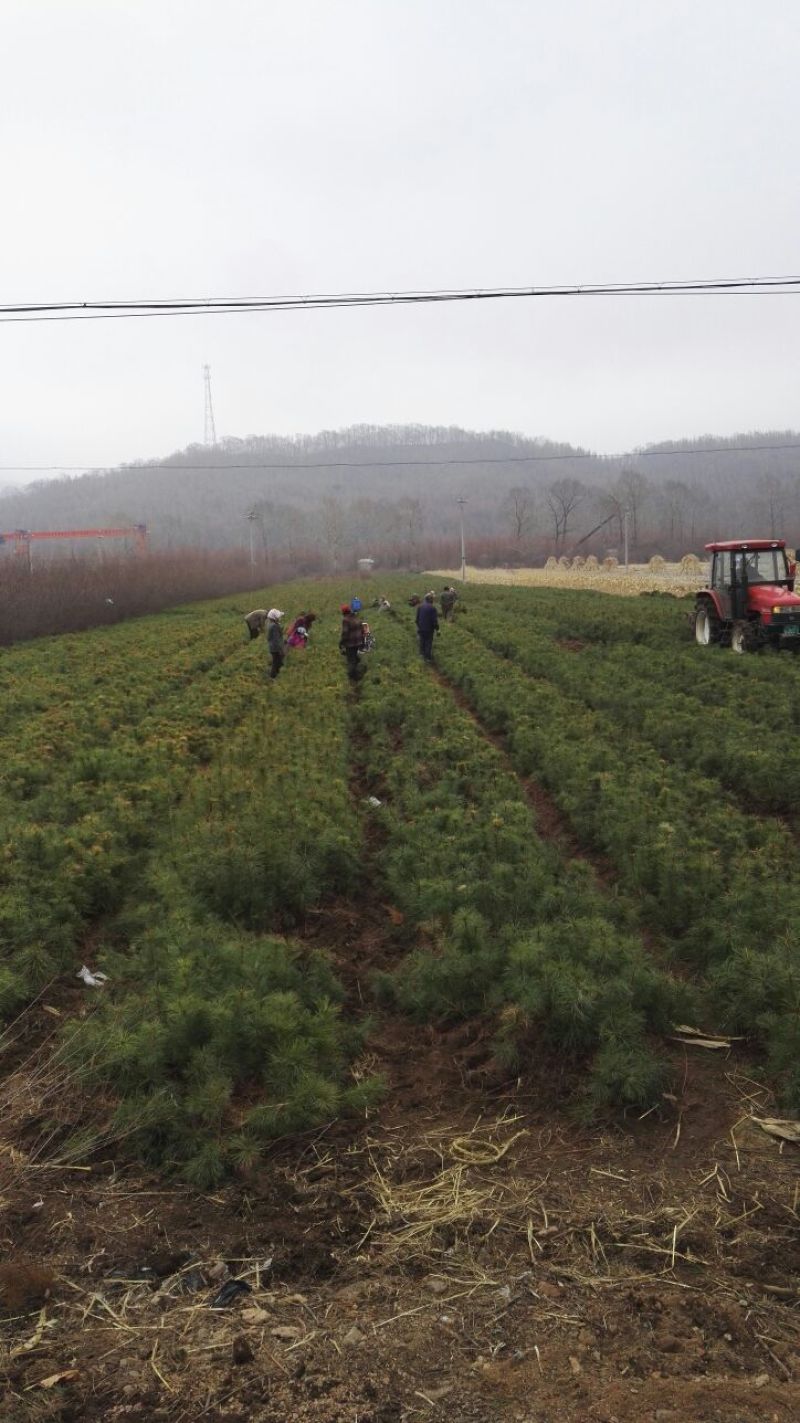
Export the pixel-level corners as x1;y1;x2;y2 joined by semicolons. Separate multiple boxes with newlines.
427;565;706;598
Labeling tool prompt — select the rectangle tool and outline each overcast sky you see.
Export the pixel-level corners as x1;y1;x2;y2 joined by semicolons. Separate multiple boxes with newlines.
1;0;798;484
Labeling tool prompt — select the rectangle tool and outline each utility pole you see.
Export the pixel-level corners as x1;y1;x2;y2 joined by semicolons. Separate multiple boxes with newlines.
247;510;258;570
457;498;468;583
203;364;217;447
623;508;630;572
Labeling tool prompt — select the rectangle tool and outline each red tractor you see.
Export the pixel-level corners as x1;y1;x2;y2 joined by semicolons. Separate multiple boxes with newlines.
694;539;800;653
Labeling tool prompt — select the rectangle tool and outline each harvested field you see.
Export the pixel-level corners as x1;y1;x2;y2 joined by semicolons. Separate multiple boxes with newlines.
426;563;707;596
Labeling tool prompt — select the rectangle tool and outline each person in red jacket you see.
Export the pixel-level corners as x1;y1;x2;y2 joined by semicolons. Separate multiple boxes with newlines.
286;610;317;648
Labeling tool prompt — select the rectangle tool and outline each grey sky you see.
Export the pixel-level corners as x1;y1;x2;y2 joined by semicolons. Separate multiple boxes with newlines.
1;0;799;484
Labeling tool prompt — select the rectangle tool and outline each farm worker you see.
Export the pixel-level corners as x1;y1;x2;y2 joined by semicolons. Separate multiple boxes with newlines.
371;595;395;618
286;624;309;649
339;603;366;682
285;610;317;648
415;592;439;661
440;586;457;621
266;609;285;679
244;608;269;641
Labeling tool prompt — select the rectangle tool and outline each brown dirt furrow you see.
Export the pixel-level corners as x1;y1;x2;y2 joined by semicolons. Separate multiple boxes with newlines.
3;1043;800;1421
433;667;629;898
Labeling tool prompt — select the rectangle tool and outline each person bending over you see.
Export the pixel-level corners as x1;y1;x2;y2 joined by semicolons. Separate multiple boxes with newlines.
244;608;269;640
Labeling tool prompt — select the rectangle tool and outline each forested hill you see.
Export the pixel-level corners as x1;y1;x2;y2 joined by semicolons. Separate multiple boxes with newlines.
1;424;799;561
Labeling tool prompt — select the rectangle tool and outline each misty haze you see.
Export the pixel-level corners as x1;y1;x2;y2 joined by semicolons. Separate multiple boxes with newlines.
2;423;799;572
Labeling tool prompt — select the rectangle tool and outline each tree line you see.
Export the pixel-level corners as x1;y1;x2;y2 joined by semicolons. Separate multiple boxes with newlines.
1;424;799;566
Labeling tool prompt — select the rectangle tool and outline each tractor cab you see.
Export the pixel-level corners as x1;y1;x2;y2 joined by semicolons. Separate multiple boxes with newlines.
695;539;800;653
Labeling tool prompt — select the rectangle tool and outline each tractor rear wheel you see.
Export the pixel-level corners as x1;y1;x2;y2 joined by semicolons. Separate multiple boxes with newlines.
694;603;720;647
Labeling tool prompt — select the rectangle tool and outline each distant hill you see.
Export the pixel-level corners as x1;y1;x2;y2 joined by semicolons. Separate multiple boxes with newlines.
1;424;799;561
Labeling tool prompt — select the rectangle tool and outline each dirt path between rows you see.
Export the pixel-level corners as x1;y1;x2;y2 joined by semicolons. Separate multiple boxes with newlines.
431;666;670;970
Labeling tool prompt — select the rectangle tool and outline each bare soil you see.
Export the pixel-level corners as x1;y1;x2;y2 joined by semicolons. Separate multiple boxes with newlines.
2;1002;800;1423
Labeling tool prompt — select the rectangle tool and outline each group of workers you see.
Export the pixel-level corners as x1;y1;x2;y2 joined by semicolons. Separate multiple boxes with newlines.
408;586;458;659
244;606;318;679
243;584;459;683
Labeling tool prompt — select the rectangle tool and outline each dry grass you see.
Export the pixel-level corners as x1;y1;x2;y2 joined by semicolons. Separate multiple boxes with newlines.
359;1117;533;1272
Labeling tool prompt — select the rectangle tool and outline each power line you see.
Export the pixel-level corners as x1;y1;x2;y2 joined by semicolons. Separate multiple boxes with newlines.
3;290;798;326
1;274;800;323
4;440;800;475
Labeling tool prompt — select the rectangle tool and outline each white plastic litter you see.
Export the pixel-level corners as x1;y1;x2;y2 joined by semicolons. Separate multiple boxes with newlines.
364;796;382;808
77;965;109;987
753;1116;800;1144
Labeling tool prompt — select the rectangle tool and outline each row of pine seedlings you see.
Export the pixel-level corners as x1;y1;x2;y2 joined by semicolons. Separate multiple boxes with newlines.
434;595;800;1108
0;606;256;1019
353;612;688;1110
461;585;800;809
70;619;382;1187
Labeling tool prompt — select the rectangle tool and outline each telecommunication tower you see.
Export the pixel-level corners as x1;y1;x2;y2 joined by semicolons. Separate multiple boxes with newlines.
202;364;217;446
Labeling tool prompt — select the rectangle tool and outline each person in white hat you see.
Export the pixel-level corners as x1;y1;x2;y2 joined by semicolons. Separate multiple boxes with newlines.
266;608;285;679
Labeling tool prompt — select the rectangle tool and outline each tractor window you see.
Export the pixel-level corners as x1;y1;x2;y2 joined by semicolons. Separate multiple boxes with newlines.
713;552;731;587
743;550;786;583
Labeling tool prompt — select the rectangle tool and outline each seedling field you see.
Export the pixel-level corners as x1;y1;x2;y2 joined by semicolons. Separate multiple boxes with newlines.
2;581;800;1421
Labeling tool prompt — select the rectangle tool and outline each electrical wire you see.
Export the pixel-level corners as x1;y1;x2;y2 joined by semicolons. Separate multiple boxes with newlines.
1;274;800;323
3;440;800;474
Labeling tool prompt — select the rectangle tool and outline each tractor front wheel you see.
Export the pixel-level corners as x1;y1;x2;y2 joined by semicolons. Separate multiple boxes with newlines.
731;620;760;654
694;603;720;647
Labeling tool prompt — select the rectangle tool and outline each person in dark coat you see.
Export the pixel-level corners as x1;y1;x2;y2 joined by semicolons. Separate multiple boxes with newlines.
339;604;366;681
415;593;439;661
440;586;457;621
266;608;285;679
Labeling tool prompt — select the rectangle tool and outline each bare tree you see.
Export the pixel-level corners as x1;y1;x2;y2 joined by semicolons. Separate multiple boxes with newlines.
396;496;424;560
546;478;587;552
504;486;536;542
754;473;787;537
615;468;648;544
321;495;345;569
597;488;626;545
659;480;693;548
